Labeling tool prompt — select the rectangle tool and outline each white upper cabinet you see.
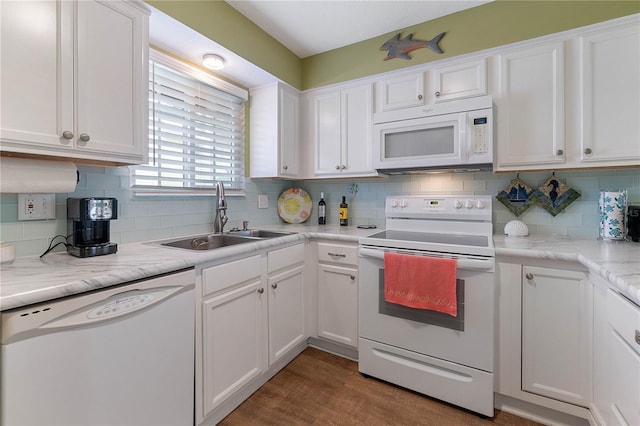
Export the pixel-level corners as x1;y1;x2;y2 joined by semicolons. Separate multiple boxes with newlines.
495;41;566;170
577;23;640;167
311;83;376;177
0;0;149;165
250;82;300;178
432;59;487;103
376;72;426;113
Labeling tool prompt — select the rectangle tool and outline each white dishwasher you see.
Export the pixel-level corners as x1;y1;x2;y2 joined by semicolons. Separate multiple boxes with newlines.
1;268;195;426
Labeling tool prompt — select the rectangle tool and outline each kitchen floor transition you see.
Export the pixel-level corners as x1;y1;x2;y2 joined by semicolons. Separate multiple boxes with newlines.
220;347;542;425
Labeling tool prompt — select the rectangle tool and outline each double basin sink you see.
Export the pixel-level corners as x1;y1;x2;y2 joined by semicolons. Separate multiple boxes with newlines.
159;229;296;251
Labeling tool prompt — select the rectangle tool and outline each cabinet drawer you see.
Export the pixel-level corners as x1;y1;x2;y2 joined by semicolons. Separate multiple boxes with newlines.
267;243;304;274
202;255;262;296
607;289;640;353
317;242;358;266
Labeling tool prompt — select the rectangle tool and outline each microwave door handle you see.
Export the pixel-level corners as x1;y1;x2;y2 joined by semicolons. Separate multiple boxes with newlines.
359;247;493;271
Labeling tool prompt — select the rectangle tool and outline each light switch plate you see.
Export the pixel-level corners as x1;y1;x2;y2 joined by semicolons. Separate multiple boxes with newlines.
258;194;268;209
18;193;56;220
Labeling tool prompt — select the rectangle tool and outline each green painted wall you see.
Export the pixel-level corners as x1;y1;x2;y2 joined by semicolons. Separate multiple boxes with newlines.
146;0;302;89
302;1;640;89
148;1;639;92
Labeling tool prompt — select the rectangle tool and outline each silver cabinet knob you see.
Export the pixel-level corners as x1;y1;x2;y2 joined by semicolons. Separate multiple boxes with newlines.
282;165;288;170
525;273;534;280
635;330;639;346
79;133;90;142
584;148;592;155
350;275;356;280
556;149;564;156
434;91;440;98
62;131;74;140
341;165;346;169
418;94;423;100
257;288;264;294
271;283;278;289
335;165;340;170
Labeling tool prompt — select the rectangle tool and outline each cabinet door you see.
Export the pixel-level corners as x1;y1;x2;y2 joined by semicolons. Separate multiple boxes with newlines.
0;1;74;151
202;280;267;416
496;42;566;170
279;84;299;177
268;265;305;364
75;0;147;162
342;84;373;174
314;91;342;175
377;72;425;112
432;59;487;103
579;24;640;166
318;263;358;348
521;266;591;407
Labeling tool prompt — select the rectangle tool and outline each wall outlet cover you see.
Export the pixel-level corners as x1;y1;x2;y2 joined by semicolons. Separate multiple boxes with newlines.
258;194;268;209
18;193;56;220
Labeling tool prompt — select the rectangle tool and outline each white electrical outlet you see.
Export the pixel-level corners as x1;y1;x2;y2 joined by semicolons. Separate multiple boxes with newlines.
258;194;268;209
18;193;56;220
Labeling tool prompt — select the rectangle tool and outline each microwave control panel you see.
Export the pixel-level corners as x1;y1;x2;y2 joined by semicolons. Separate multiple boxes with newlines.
471;117;489;155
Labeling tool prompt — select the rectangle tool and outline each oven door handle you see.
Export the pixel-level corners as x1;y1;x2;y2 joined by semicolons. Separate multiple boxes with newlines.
359;247;494;271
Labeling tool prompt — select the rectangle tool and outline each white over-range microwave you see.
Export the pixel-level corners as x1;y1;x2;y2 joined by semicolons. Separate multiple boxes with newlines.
372;96;493;173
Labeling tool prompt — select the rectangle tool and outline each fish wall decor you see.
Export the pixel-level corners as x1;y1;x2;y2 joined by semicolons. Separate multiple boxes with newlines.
380;32;446;61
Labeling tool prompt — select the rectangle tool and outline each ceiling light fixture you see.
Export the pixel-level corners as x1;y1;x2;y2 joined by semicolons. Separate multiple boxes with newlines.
202;54;225;70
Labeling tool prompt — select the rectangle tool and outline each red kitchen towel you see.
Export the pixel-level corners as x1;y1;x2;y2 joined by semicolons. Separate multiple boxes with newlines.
384;252;457;316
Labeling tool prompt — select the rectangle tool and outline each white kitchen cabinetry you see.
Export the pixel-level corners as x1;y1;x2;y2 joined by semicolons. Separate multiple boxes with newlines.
432;59;487;103
577;23;640;167
497;260;592;420
592;273;640;426
199;255;267;421
495;42;566;170
312;84;376;177
317;242;359;349
521;266;592;407
267;243;306;364
376;72;426;112
250;82;300;178
0;0;149;165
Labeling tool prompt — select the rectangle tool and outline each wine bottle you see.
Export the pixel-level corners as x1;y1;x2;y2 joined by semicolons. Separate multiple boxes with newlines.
318;192;326;225
339;196;348;226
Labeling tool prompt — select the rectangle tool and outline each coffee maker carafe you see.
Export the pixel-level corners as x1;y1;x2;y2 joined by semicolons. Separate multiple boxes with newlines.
67;198;118;257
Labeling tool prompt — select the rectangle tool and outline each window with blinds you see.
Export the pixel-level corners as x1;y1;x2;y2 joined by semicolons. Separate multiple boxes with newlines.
131;51;248;196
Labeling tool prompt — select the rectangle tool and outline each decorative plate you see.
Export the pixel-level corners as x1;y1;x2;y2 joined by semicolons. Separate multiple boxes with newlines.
496;176;536;217
277;187;313;224
531;173;581;217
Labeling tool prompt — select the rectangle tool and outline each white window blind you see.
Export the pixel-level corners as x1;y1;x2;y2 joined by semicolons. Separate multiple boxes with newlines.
131;52;247;196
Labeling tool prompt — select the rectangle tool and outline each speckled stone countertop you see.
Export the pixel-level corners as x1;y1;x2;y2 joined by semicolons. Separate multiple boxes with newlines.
494;235;640;306
0;225;375;311
2;226;638;311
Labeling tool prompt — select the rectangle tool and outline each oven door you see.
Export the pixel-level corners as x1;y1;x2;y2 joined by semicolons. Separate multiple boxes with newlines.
358;246;494;372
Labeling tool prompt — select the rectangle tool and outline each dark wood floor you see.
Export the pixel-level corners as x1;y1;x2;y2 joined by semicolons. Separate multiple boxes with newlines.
220;347;542;426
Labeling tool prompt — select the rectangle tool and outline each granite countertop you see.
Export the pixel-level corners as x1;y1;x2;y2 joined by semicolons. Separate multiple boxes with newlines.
0;225;374;311
2;226;639;311
494;235;640;306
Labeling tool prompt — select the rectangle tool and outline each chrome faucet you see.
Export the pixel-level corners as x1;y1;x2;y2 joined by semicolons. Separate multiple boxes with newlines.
213;181;228;234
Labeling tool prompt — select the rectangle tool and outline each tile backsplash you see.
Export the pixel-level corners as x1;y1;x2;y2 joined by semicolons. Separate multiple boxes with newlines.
1;165;639;257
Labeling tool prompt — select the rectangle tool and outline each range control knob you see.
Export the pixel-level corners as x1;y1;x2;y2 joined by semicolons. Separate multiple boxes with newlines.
400;200;408;208
454;200;463;209
391;199;399;208
476;200;485;209
465;200;474;209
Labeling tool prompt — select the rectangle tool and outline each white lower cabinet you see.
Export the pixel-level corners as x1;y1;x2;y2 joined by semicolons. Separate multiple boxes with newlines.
316;242;358;349
521;266;592;407
592;273;640;426
267;245;306;364
497;260;592;420
197;243;306;425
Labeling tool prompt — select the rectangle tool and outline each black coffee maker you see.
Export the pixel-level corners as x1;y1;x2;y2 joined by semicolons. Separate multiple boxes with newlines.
627;205;640;242
67;198;118;257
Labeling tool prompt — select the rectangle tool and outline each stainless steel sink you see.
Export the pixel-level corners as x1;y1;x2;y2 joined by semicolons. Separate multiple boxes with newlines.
227;229;297;238
157;229;296;251
160;234;260;250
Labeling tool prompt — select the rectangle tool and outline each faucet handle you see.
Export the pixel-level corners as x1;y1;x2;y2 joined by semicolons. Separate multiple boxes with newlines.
242;221;249;231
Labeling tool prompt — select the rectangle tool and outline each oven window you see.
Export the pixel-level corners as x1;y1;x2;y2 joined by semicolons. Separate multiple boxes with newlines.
378;269;465;331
